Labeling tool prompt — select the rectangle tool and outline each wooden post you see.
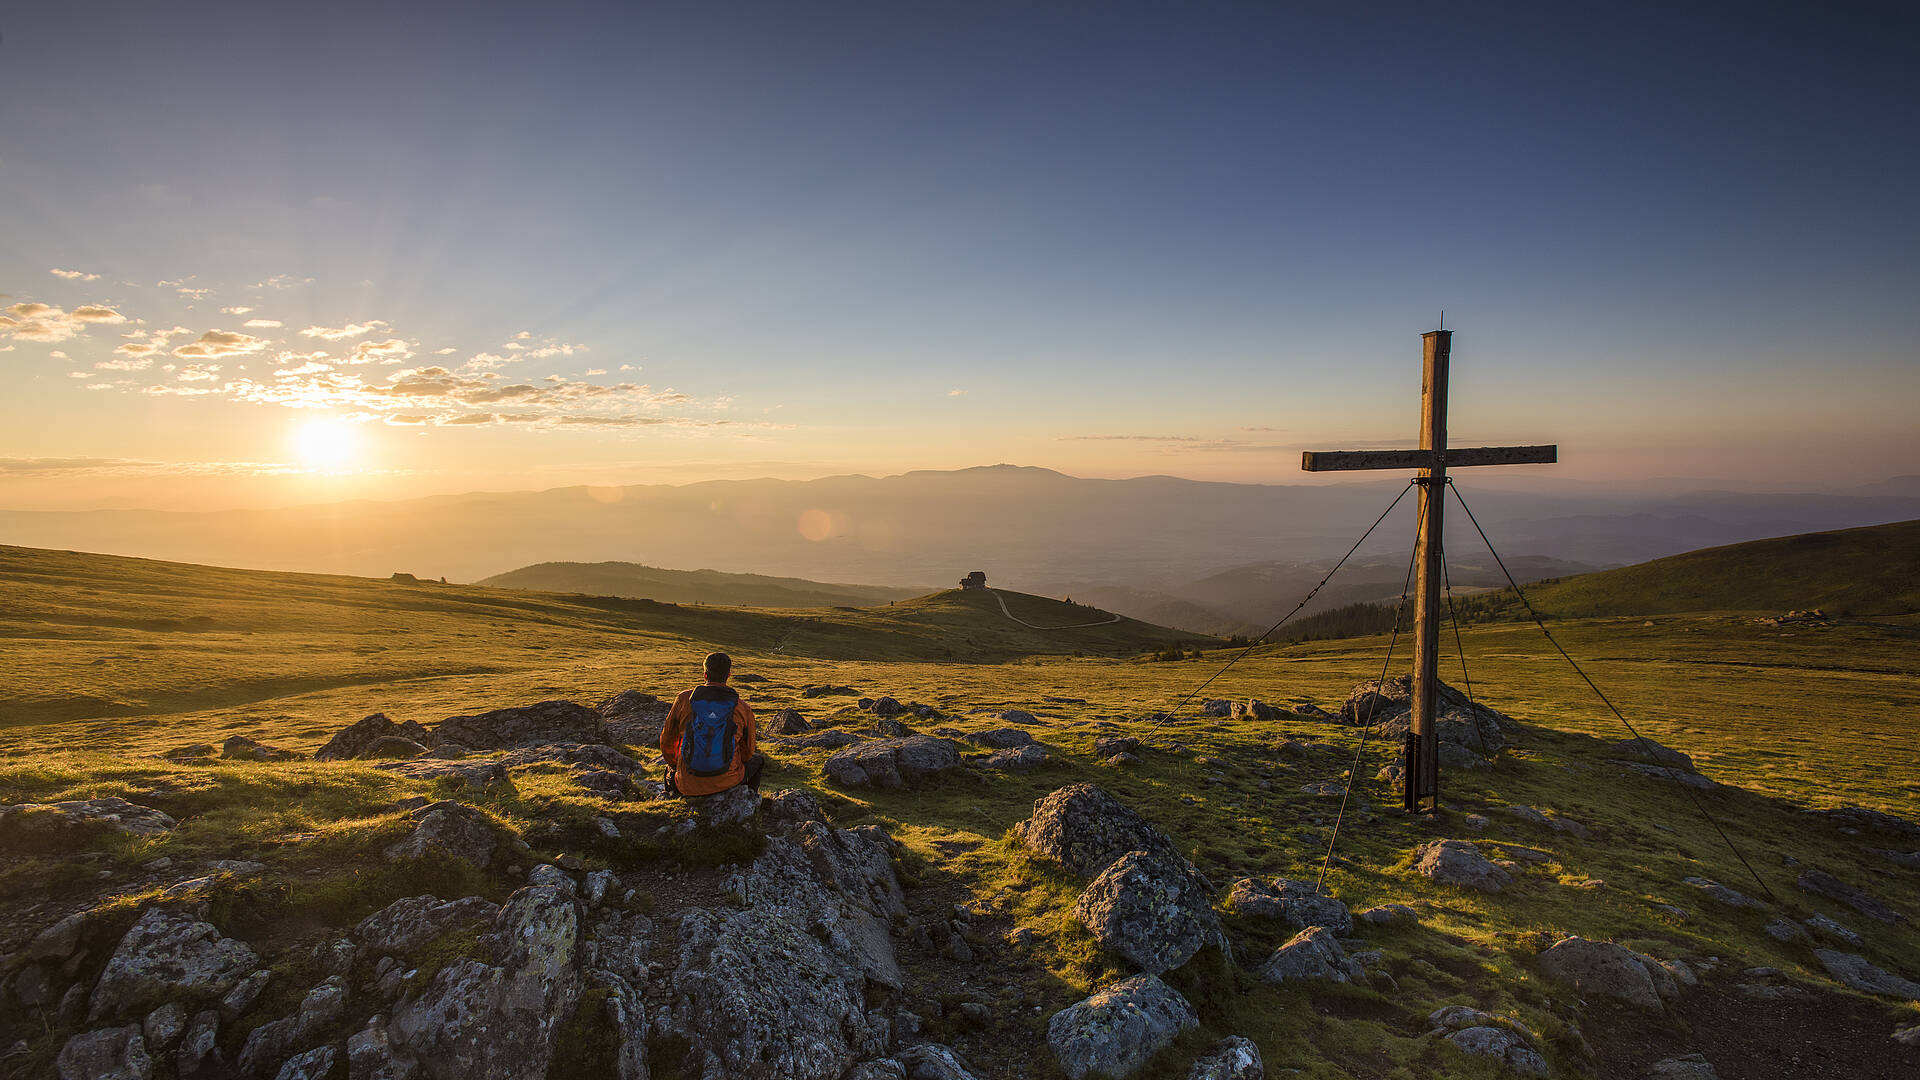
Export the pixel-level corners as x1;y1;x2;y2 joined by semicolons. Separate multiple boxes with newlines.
1407;330;1450;812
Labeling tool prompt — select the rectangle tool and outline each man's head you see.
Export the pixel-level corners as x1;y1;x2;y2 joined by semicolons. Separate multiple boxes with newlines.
703;651;732;683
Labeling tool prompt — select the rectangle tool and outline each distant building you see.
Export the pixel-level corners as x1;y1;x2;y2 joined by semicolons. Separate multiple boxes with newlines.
960;571;988;590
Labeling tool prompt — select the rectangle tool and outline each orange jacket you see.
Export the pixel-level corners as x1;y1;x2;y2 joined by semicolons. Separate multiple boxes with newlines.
660;682;756;796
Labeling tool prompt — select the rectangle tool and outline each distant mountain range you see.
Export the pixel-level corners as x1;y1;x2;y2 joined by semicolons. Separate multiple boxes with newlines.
2;466;1914;632
477;561;925;609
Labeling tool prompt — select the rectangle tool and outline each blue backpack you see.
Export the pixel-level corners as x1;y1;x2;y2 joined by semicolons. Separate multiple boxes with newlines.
681;695;738;777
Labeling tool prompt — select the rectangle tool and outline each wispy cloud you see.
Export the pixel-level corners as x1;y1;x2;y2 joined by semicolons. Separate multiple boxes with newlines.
1;301;127;343
50;268;100;281
242;318;283;328
252;274;313;290
221;306;255;315
172;329;269;359
299;320;389;341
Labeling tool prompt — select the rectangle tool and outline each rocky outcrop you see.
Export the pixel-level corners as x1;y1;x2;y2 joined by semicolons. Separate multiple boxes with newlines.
1610;737;1695;771
1427;1006;1548;1075
1804;805;1920;841
824;736;963;789
435;700;607;750
501;741;646;775
1536;937;1678;1012
1412;839;1511;892
1230;700;1278;723
1092;736;1141;758
355;895;500;955
1342;676;1511;754
0;798;177;849
598;691;671;745
1014;784;1180;877
1073;850;1223;974
1223;878;1352;935
975;745;1050;771
966;727;1036;749
56;1026;151;1080
1258;926;1367;984
1681;876;1767;910
374;758;512;793
721;820;907;989
1186;1036;1263;1080
89;907;260;1021
1813;950;1920;1000
1797;868;1900;923
1046;974;1198;1080
385;885;582;1080
770;730;861;750
382;801;499;867
236;975;349;1076
316;713;435;761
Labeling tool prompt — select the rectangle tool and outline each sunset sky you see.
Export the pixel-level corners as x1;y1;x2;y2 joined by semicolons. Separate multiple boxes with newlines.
4;2;1916;509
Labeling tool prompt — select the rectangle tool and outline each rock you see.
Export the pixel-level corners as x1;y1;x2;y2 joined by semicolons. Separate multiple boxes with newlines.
1092;736;1140;757
1200;699;1232;717
363;736;430;759
719;821;907;990
1428;1004;1495;1031
1412;839;1511;893
897;1043;984;1079
1681;876;1767;909
1764;918;1809;943
1186;1035;1263;1080
801;684;857;698
1804;913;1862;947
1645;1054;1719;1079
597;691;670;745
768;708;811;735
1812;950;1920;1000
1292;703;1337;721
1797;868;1900;923
220;969;272;1019
356;895;500;955
1046;974;1198;1080
374;758;512;793
683;784;761;827
997;709;1040;725
177;1010;220;1075
1804;805;1920;841
770;730;861;750
966;727;1036;749
584;870;617;906
976;745;1051;771
1871;849;1920;869
1536;937;1677;1011
1224;878;1352;935
1101;753;1138;767
1893;1024;1920;1047
29;910;90;961
1074;850;1224;974
221;735;303;761
56;1026;150;1080
762;788;826;823
1231;700;1278;723
1446;1026;1549;1076
1258;926;1367;984
0;798;177;848
316;713;435;761
434;700;607;750
382;801;499;867
1613;760;1718;788
871;696;908;717
582;969;647;1080
345;1023;411;1080
1611;738;1695;771
1014;783;1180;877
824;736;963;789
1358;903;1418;926
1341;676;1510;757
388;886;581;1080
1299;781;1344;797
142;1002;187;1049
89;907;260;1021
275;1046;336;1080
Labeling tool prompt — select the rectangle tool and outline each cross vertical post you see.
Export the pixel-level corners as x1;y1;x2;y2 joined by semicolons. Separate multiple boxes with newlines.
1407;330;1450;813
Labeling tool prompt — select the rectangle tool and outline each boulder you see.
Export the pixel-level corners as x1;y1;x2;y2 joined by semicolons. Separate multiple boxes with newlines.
1186;1036;1263;1080
1092;736;1140;758
762;788;826;824
1358;903;1418;926
1804;805;1920;841
1812;950;1920;1000
682;784;762;828
1223;878;1352;935
57;1026;151;1080
142;1002;187;1049
1681;876;1767;910
1412;840;1511;893
1804;913;1861;947
221;736;303;762
1074;850;1224;974
1611;738;1696;771
1014;784;1180;877
434;700;607;750
373;758;512;793
996;709;1040;725
768;708;811;735
274;1046;336;1080
1446;1026;1549;1076
1797;868;1900;923
500;742;645;775
720;820;907;989
1536;937;1677;1012
382;801;499;867
870;696;908;717
315;713;435;761
362;736;429;760
1046;974;1198;1080
177;1010;221;1075
896;1044;984;1079
824;736;963;789
354;895;500;955
975;745;1050;771
771;730;862;750
388;885;582;1080
1342;675;1510;754
1200;699;1233;717
597;691;670;746
0;798;177;849
1231;700;1278;723
1258;926;1367;985
801;684;857;698
966;727;1036;749
1645;1055;1720;1079
1613;760;1718;788
90;907;260;1021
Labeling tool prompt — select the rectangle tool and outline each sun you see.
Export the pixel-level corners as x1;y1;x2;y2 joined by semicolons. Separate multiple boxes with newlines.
293;418;361;472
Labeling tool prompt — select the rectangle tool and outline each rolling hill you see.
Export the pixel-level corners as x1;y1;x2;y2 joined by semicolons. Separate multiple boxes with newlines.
477;560;926;608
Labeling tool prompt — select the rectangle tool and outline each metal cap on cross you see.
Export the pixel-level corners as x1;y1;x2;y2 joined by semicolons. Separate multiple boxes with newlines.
1302;330;1556;813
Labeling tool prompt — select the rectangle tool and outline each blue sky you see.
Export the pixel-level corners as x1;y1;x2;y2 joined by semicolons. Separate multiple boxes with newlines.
3;2;1916;507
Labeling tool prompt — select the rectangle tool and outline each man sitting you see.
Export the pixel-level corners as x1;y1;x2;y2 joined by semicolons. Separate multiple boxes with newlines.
660;651;764;796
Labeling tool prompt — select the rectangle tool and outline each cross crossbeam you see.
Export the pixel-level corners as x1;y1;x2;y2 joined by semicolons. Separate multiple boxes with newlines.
1302;330;1556;813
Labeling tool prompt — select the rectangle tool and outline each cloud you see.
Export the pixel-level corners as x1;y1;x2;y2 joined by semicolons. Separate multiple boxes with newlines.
50;268;101;281
242;318;283;328
72;306;127;323
523;342;585;358
50;350;69;360
619;364;638;371
114;342;159;358
442;412;496;425
300;320;389;340
0;456;299;477
514;330;532;340
463;352;514;370
69;371;91;379
176;286;213;300
2;301;126;343
173;329;269;358
347;338;413;365
221;306;255;315
434;347;456;355
176;363;222;383
584;368;607;376
947;389;966;396
97;357;152;371
252;274;314;289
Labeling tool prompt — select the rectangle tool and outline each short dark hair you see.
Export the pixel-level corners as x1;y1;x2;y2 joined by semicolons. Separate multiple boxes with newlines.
704;652;732;681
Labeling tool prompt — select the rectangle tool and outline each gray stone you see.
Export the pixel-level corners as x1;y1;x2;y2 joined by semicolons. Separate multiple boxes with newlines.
222;735;304;761
1764;918;1809;943
382;801;498;867
1804;913;1862;947
1014;783;1180;877
1644;1054;1719;1079
29;910;90;961
316;713;437;761
530;864;576;893
142;1002;187;1049
997;709;1040;725
434;699;607;750
1892;1024;1920;1047
584;869;617;906
387;885;582;1080
1201;699;1233;717
1412;839;1511;893
897;1043;984;1080
346;1022;415;1080
1797;868;1900;923
177;1010;220;1075
1046;974;1198;1080
1803;805;1920;841
870;696;908;717
1186;1035;1263;1080
824;736;963;789
1092;736;1140;758
1231;700;1278;723
1358;903;1418;927
1224;878;1352;935
374;758;512;793
683;783;761;827
56;1026;151;1080
1813;950;1920;1000
1074;850;1224;974
584;969;648;1080
1258;926;1367;984
966;727;1036;749
0;798;177;844
354;895;499;956
719;821;907;990
1447;1026;1548;1076
1682;876;1767;909
763;788;825;823
1611;737;1695;771
275;1046;336;1080
976;744;1051;771
596;691;670;746
220;969;272;1019
768;708;810;735
1536;937;1677;1012
89;907;259;1021
238;1016;301;1077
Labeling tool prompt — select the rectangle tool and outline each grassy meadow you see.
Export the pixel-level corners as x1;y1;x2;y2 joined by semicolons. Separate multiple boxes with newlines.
2;542;1918;1078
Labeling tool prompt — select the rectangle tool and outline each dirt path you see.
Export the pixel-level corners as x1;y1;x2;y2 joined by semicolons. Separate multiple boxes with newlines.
985;589;1122;630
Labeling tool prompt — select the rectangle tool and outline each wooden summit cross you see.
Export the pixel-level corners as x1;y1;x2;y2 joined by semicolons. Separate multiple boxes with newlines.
1302;330;1556;813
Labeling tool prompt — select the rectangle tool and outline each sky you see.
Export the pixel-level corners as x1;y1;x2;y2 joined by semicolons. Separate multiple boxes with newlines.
3;1;1917;509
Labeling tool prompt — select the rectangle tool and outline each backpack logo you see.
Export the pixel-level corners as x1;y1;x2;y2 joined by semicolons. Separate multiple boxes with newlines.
682;698;737;777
